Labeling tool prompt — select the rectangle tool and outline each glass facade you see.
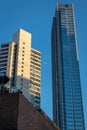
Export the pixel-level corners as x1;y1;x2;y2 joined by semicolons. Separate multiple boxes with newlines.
51;4;85;130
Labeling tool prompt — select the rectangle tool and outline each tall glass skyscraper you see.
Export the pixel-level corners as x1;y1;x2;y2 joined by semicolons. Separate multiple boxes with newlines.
51;4;85;130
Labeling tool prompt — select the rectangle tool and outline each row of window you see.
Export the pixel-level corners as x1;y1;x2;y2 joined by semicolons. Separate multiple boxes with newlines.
17;44;25;86
31;65;40;70
30;74;40;79
0;56;8;59
0;48;9;52
0;52;8;55
31;50;41;56
32;82;40;87
0;63;7;67
31;54;40;60
30;77;40;82
31;61;40;67
0;67;6;71
20;44;27;86
1;44;9;48
31;57;40;63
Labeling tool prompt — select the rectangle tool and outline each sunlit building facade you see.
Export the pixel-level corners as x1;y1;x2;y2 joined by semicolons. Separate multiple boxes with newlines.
51;4;85;130
30;48;41;108
0;29;41;108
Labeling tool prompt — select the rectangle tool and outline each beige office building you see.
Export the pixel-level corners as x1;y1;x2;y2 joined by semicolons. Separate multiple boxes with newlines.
0;29;41;108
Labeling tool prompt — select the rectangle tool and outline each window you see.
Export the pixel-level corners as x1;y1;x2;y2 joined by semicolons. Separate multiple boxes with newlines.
23;42;25;44
0;56;8;59
0;52;8;55
0;67;6;71
1;44;9;48
21;78;23;81
21;70;24;72
0;63;7;67
1;48;8;52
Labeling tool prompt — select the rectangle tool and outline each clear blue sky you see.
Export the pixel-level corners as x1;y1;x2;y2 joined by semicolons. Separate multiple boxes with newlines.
0;0;87;129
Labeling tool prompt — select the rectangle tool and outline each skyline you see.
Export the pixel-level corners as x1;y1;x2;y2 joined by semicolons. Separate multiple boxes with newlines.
0;0;87;129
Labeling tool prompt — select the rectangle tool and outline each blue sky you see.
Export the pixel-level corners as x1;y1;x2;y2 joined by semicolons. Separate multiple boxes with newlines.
0;0;87;129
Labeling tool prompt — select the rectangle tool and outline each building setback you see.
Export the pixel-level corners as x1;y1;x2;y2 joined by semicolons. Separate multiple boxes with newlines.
0;29;41;109
51;4;85;130
0;92;60;130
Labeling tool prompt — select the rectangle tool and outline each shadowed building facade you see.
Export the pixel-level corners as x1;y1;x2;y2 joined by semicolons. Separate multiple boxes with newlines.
51;4;85;130
0;92;60;130
0;29;41;109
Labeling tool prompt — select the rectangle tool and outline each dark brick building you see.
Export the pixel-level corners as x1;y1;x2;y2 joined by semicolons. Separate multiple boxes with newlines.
0;92;60;130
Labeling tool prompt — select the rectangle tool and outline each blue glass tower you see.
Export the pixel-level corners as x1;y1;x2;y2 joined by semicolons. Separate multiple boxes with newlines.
51;4;85;130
